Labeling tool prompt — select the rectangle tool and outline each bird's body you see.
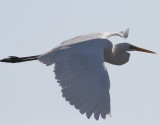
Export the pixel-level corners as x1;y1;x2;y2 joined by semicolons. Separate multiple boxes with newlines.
0;28;155;120
39;29;130;66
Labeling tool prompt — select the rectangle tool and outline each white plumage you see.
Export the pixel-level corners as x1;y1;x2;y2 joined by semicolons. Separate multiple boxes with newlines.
1;28;155;120
38;29;129;120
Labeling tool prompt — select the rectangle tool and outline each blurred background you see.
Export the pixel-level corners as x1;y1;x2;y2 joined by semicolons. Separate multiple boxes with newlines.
0;0;159;125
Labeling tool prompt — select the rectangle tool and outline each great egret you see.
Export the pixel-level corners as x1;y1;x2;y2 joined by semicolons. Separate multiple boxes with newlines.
0;28;156;120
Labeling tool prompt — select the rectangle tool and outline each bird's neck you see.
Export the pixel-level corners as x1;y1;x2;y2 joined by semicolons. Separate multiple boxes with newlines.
104;46;130;65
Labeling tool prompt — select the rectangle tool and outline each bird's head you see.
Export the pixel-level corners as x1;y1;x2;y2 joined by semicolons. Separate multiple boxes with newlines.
113;43;156;54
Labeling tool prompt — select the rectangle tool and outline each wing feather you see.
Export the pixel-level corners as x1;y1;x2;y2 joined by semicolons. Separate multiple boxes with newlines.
39;39;111;120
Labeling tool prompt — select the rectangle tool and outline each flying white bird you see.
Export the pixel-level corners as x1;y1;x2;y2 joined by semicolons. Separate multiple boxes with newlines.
0;28;156;120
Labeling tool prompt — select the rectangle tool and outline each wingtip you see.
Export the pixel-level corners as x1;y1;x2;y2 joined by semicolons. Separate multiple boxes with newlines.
123;28;130;38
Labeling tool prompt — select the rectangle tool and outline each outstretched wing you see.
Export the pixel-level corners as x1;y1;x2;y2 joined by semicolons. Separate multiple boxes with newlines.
39;40;111;120
59;28;129;46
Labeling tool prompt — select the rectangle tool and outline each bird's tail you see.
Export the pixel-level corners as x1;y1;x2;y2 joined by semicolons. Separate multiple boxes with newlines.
0;55;40;63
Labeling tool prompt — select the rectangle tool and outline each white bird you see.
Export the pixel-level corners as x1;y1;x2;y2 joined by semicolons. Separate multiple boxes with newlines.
0;28;156;120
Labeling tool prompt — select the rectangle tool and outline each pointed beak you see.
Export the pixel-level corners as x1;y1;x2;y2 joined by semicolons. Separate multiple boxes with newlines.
130;45;156;54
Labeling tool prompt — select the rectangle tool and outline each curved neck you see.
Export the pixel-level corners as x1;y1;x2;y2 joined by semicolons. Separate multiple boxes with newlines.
104;45;130;65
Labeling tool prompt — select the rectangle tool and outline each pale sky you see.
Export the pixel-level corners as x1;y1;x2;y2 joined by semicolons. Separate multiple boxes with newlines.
0;0;160;125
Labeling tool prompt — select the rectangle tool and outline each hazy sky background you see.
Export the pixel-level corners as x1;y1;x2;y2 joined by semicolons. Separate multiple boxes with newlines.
0;0;160;125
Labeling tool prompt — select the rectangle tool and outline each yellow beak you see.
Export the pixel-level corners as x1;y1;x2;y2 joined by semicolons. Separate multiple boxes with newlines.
130;45;156;54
